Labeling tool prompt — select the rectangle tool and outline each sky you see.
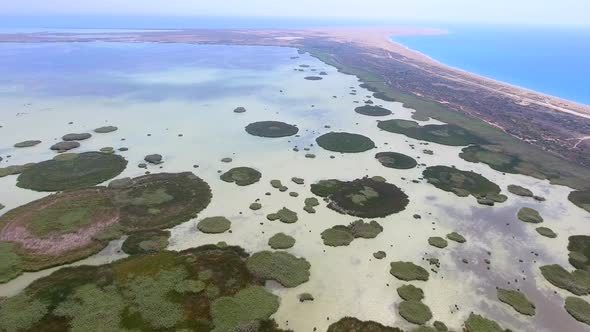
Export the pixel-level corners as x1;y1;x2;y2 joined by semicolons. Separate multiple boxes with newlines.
1;0;589;27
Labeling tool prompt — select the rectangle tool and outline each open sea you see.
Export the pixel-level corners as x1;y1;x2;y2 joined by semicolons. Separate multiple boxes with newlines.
394;25;590;105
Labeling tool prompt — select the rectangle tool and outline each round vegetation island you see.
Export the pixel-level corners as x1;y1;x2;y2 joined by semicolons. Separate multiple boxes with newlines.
245;121;299;138
354;105;392;116
321;220;383;247
316;132;375;153
246;251;311;288
268;233;296;249
375;152;417;169
0;245;289;332
539;264;590;296
423;166;504;204
464;313;507;332
121;230;170;255
517;207;544;223
311;176;409;218
398;300;432;325
377;119;486;146
397;284;424;301
14;140;42;148
0;172;212;283
220;167;262;186
565;296;590;326
497;288;536;316
568;190;590;213
390;261;429;281
327;317;403;332
16;152;127;192
568;235;590;271
197;217;232;234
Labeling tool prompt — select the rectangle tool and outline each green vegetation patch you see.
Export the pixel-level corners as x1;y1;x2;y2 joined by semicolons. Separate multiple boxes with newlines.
266;207;298;224
0;242;23;283
517;207;543;223
245;121;299;138
220;167;262;186
568;191;590;213
497;288;536;316
316;132;376;153
540;264;590;296
464;313;506;332
115;172;212;232
321;226;355;247
355;105;392;116
536;227;557;238
378;119;486;146
17;152;127;191
310;176;409;218
398;300;432;325
246;251;310;287
211;286;280;332
446;232;466;243
390;262;429;281
423;166;502;203
94;126;118;133
507;184;533;197
268;233;296;249
428;237;448;249
568;235;590;271
327;317;402;332
0;245;288;331
397;284;424;301
375;152;417;170
0;163;35;178
197;217;232;234
14;140;42;148
122;230;170;255
565;296;590;326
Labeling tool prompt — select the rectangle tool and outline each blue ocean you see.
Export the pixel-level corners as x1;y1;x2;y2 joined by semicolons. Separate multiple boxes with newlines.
394;25;590;105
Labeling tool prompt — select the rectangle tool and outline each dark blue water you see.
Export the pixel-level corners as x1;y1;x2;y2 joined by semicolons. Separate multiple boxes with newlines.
394;25;590;105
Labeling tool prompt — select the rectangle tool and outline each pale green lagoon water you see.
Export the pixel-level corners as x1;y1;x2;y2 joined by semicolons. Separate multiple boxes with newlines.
0;42;588;331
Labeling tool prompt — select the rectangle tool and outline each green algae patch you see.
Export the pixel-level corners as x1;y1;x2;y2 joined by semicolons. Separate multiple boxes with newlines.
327;317;403;332
355;105;392;116
267;207;298;224
568;191;590;213
423;166;502;203
0;245;287;331
0;242;23;283
316;132;376;153
198;217;232;234
536;227;557;238
507;184;533;197
390;262;429;281
565;296;590;326
246;251;310;287
14;140;42;148
211;286;280;332
540;264;590;296
428;237;448;249
17;152;127;192
375;152;417;170
122;230;170;255
310;177;409;218
245;121;299;138
517;207;543;223
497;288;536;316
446;232;466;243
399;300;432;325
114;172;212;232
464;313;506;332
568;235;590;271
378;119;486;146
220;167;262;186
397;284;424;301
321;226;354;247
268;233;296;249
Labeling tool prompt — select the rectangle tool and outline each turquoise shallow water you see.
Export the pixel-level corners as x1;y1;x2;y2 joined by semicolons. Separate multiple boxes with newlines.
394;25;590;105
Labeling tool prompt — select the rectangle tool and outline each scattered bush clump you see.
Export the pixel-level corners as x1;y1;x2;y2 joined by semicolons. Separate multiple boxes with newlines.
398;300;432;325
316;132;376;153
245;121;299;138
220;167;262;186
464;313;506;332
446;232;466;243
564;296;590;326
568;235;590;271
375;152;417;169
397;284;424;301
268;233;296;249
310;176;409;218
497;288;536;316
378;119;486;146
62;133;91;141
390;262;429;281
507;184;533;197
355;105;392;116
249;202;262;210
94;126;118;133
266;207;298;223
540;264;590;295
517;207;543;223
536;227;557;238
197;217;232;234
17;152;127;191
428;237;448;249
14;140;41;148
321;220;383;247
373;251;387;259
246;251;311;287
